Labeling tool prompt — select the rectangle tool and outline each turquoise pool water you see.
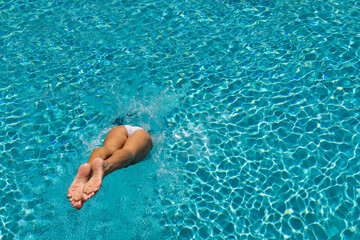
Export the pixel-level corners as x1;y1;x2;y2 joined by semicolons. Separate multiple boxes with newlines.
1;0;360;239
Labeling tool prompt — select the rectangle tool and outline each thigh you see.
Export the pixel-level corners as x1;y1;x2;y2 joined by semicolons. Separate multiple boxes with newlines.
122;130;153;163
102;126;128;151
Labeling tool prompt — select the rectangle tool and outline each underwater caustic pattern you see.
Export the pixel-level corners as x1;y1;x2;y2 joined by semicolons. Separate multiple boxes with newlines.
160;0;360;239
1;0;360;239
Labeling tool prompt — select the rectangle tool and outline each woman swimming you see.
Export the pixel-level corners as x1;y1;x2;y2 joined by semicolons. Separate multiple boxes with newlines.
67;125;153;210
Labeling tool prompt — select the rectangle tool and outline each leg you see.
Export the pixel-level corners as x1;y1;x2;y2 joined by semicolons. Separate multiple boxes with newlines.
103;129;153;176
87;126;129;164
67;126;129;209
67;126;152;210
82;128;152;200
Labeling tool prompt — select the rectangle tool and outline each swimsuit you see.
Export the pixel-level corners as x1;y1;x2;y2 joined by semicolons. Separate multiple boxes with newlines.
124;125;143;136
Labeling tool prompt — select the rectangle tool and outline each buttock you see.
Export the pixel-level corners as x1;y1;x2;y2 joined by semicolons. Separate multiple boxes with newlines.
124;125;143;137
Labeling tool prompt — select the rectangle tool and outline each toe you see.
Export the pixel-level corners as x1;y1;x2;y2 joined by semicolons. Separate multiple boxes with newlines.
75;201;83;210
81;193;89;202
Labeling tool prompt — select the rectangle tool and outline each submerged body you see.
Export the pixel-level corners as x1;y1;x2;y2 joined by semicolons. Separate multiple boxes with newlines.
67;125;153;210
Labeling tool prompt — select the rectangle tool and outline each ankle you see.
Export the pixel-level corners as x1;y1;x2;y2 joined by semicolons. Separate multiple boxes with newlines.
103;161;110;177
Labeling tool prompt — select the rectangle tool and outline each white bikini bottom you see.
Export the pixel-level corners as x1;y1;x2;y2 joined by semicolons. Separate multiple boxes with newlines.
124;125;143;136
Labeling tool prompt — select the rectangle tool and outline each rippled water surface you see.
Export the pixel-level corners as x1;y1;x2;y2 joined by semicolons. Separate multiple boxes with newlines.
1;0;360;239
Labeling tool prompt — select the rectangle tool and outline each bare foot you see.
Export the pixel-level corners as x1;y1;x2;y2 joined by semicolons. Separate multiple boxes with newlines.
67;163;91;210
82;158;104;202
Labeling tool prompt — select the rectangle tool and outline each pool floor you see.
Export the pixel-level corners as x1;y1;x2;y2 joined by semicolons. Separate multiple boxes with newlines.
1;0;360;239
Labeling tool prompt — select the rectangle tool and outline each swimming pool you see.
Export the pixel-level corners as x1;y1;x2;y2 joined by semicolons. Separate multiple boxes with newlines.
1;0;360;239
